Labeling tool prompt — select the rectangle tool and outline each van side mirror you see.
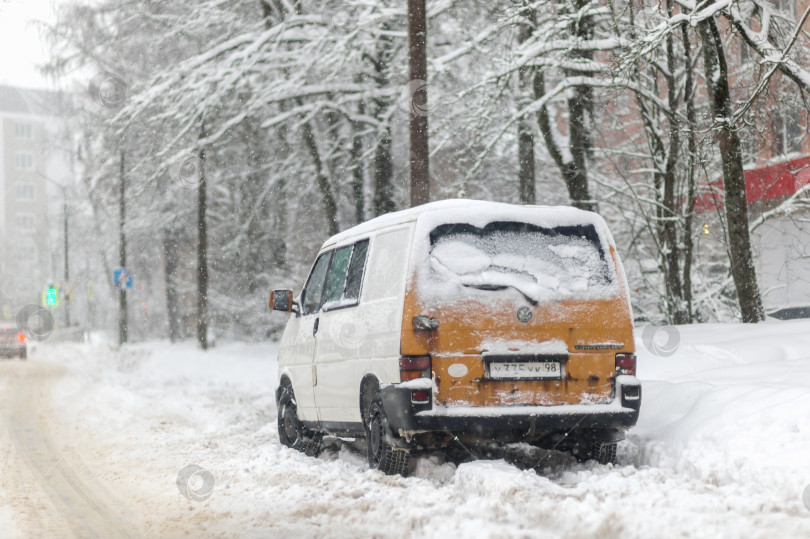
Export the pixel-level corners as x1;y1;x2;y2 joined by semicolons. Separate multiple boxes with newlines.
270;289;298;313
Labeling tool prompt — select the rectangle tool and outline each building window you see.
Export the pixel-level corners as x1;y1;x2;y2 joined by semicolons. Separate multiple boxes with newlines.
15;182;35;201
14;123;33;140
774;112;802;155
14;152;35;170
15;213;36;232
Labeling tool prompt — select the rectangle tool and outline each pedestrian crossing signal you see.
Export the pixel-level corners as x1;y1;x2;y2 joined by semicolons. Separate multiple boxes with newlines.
46;286;57;306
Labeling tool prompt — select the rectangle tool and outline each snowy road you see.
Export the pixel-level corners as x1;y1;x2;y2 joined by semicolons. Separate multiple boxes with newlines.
0;361;132;537
2;322;810;538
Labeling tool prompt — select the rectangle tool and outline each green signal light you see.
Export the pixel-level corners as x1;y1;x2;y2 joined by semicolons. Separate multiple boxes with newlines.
46;287;57;306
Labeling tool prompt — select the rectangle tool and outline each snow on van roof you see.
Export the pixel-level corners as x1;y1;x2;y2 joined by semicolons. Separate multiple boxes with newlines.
325;199;611;247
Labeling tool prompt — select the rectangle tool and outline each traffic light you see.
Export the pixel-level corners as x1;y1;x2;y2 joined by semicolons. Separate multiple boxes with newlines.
46;285;57;306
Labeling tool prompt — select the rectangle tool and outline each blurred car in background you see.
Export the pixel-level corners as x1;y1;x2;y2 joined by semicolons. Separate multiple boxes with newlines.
0;323;26;359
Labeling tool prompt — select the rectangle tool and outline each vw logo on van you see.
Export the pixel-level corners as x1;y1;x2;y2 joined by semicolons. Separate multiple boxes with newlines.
516;306;533;323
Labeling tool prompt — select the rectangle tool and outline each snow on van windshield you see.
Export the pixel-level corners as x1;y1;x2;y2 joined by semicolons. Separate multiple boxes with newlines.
423;222;617;305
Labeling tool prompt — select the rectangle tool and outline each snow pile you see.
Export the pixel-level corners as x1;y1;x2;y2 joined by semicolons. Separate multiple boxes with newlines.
631;319;810;515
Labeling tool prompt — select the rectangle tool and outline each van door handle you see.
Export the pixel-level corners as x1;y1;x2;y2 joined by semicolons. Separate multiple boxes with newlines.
313;317;319;336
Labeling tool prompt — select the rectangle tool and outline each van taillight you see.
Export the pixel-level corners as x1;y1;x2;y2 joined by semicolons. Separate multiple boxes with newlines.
615;353;636;376
400;355;431;382
18;332;25;343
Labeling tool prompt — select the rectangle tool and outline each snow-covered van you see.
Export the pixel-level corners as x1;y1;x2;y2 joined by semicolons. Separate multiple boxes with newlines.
270;200;640;475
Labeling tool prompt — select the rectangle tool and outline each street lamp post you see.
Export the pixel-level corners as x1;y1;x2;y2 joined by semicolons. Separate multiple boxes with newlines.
35;172;71;327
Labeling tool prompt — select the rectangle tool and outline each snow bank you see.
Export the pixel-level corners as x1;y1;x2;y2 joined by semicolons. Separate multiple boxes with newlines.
632;319;810;522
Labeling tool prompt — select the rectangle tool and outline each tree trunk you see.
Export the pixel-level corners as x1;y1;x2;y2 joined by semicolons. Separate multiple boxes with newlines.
517;121;535;204
408;0;430;206
373;124;395;216
271;116;291;271
371;30;396;217
680;24;698;324
533;0;595;214
262;0;288;270
162;228;180;343
118;150;127;345
301;119;339;236
197;126;209;350
662;0;684;323
698;17;764;323
350;96;366;224
534;71;594;211
564;0;595;211
517;1;536;205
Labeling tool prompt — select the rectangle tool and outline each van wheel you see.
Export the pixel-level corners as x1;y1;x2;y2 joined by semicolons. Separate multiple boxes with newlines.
277;386;322;457
366;396;411;476
588;440;617;465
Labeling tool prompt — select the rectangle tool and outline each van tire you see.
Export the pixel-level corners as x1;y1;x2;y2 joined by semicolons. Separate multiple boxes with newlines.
588;440;617;465
366;396;411;476
277;386;323;457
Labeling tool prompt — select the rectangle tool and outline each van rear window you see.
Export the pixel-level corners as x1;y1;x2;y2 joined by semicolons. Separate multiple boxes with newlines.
425;221;617;304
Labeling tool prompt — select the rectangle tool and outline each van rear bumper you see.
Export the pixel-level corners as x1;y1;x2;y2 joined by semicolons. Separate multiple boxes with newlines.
380;376;641;435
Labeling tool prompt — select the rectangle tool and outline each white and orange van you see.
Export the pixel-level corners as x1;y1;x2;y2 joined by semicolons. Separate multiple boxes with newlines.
271;200;640;475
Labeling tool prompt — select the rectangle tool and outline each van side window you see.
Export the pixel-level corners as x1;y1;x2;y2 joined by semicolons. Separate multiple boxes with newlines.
323;245;353;305
321;239;370;310
343;239;369;302
301;251;333;315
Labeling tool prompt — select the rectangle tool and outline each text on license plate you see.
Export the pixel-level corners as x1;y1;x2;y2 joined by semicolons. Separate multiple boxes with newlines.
488;361;562;379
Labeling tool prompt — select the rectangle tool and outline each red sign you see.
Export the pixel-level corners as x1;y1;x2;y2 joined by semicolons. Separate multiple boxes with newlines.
695;155;810;213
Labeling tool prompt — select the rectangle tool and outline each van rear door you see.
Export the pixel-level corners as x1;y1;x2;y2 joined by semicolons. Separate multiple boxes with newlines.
400;220;634;407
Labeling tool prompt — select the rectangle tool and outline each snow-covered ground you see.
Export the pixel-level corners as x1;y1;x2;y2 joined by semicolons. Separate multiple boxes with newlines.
2;320;810;537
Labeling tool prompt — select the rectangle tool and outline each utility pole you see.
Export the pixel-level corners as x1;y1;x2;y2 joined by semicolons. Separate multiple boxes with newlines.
34;172;73;327
408;0;429;206
119;150;128;345
63;191;70;327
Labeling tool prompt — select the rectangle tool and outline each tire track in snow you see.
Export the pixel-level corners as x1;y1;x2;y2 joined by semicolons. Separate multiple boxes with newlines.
0;361;135;538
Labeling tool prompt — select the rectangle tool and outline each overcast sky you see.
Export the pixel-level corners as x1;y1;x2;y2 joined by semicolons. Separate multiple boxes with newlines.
0;0;59;89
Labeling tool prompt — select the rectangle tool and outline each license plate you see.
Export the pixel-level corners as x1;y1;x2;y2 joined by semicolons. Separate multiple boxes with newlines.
488;361;562;380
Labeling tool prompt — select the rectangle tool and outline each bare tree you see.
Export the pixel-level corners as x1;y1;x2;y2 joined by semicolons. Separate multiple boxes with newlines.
516;1;536;204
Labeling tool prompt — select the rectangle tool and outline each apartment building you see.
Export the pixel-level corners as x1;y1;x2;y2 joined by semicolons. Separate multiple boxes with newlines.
700;1;810;316
606;0;810;317
0;84;70;314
